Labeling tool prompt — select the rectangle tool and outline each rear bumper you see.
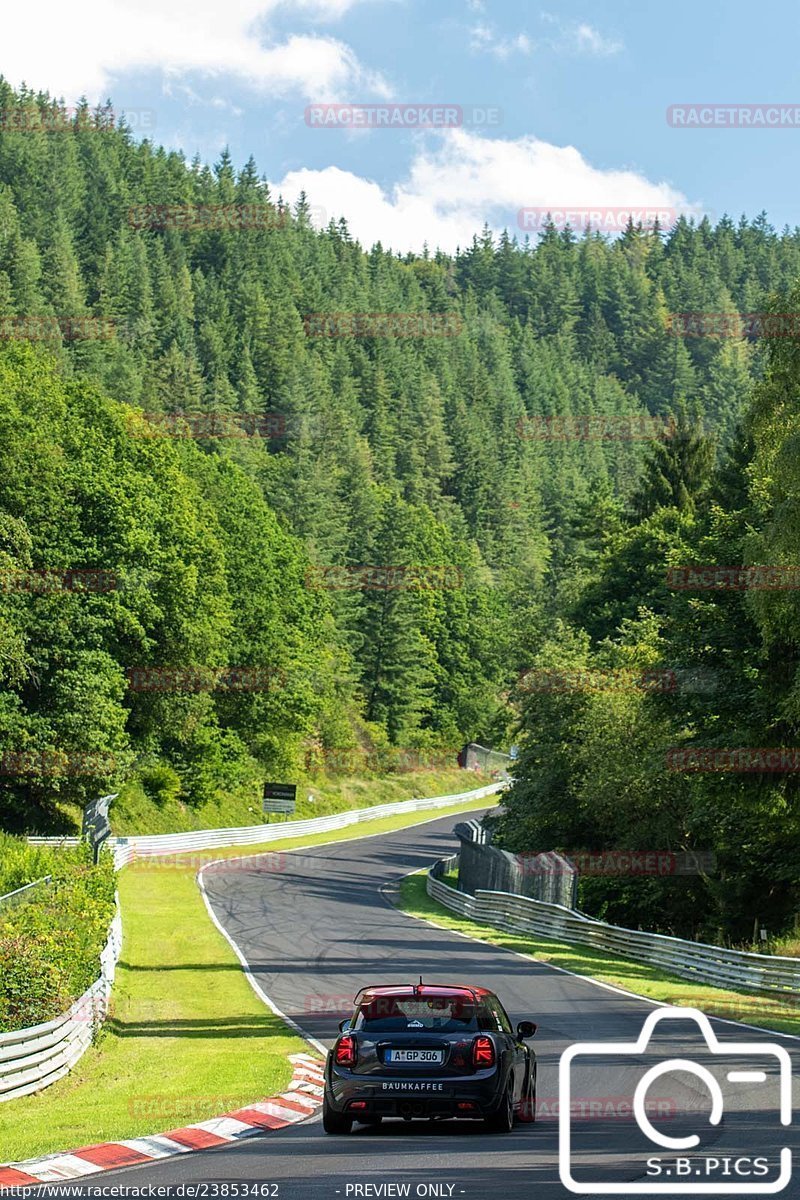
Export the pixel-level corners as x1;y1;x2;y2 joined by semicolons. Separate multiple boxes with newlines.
326;1067;504;1119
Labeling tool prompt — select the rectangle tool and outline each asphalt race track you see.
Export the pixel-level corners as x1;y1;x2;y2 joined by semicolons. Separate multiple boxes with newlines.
53;811;800;1200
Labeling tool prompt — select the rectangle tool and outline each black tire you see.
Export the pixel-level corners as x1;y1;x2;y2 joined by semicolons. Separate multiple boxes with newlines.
485;1076;515;1133
517;1060;537;1123
322;1092;353;1134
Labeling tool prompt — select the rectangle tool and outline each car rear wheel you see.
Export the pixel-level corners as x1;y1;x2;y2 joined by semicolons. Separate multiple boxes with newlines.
485;1077;515;1132
516;1061;537;1123
323;1093;353;1134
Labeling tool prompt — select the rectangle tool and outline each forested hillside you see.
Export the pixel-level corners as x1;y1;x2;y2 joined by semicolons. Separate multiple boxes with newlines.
0;82;799;942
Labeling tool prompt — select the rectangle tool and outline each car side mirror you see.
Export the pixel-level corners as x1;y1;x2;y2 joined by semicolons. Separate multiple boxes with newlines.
517;1021;537;1040
338;1018;351;1032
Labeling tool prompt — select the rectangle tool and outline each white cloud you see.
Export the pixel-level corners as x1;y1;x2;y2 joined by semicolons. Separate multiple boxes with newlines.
2;0;388;103
573;22;623;57
469;24;534;59
271;128;700;254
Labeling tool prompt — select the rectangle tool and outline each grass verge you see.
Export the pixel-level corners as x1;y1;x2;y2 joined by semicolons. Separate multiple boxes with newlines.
111;767;488;835
0;795;496;1163
397;873;800;1039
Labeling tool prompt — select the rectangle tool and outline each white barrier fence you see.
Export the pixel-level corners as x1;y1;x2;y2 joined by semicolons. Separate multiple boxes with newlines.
427;858;800;1000
0;900;122;1104
6;783;502;1104
108;782;504;868
0;877;51;912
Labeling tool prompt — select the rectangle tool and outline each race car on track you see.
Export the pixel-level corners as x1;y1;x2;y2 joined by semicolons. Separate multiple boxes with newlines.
322;981;537;1133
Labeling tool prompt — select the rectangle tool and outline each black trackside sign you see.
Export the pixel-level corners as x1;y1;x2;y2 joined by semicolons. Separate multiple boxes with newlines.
263;782;297;814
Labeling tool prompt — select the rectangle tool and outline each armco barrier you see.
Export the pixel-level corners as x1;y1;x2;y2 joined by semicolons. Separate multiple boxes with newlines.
109;782;504;868
0;876;51;912
0;899;122;1104
7;783;501;1102
427;857;800;1000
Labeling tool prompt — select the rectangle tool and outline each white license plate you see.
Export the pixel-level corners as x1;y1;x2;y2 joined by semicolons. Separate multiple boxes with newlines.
386;1049;444;1064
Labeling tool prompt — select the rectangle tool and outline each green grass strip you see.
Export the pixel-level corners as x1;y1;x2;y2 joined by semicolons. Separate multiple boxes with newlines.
397;874;800;1039
0;796;496;1163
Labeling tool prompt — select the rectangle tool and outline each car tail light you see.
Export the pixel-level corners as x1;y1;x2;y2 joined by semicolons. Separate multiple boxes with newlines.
472;1036;495;1068
335;1034;357;1067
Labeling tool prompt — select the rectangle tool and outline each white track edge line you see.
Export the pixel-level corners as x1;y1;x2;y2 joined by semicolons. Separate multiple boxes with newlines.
196;868;328;1057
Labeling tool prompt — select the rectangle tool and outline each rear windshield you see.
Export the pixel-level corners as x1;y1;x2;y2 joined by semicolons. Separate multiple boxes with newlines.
353;994;478;1033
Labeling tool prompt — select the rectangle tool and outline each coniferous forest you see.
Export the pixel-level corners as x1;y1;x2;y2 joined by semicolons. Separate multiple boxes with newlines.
1;84;800;941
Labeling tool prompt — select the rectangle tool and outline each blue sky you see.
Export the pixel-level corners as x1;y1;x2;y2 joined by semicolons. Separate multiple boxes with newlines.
6;0;800;251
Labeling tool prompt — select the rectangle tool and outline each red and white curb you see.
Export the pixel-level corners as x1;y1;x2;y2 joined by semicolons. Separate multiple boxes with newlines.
0;1054;324;1187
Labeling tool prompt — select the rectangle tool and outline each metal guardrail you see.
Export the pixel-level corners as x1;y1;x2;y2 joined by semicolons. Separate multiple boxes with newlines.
0;876;52;912
109;782;505;868
0;899;122;1104
25;837;80;847
427;856;800;1000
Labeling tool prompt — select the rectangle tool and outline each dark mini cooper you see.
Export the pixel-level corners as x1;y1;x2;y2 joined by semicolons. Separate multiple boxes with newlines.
322;981;537;1133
